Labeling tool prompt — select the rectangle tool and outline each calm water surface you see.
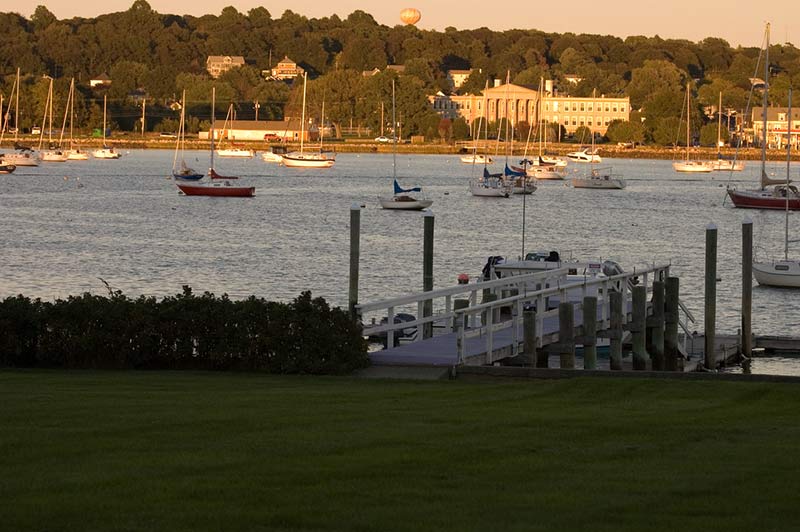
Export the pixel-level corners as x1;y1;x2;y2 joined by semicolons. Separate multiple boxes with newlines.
1;150;798;373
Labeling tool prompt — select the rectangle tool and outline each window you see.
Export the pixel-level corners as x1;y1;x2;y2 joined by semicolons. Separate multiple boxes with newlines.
546;103;550;111
580;103;585;111
588;118;593;126
564;117;569;125
612;105;617;112
580;118;585;126
572;118;577;126
553;102;559;112
605;105;610;112
620;104;626;112
588;103;593;112
775;265;790;271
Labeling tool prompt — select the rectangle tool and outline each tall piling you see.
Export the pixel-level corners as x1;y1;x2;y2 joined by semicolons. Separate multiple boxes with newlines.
559;302;575;369
705;223;717;370
609;291;623;370
664;277;680;371
348;203;360;318
742;217;753;358
648;281;666;370
523;308;537;367
631;285;649;370
423;211;434;339
582;296;598;370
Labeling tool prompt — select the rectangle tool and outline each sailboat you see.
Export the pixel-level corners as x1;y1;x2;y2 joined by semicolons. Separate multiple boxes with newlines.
470;81;512;197
281;72;335;168
171;90;203;181
525;79;566;180
39;76;68;162
175;87;255;198
753;87;800;287
63;79;89;160
379;80;432;210
673;82;712;172
216;104;254;158
0;68;40;166
727;23;800;209
93;94;121;159
709;92;744;171
499;74;536;195
571;89;625;189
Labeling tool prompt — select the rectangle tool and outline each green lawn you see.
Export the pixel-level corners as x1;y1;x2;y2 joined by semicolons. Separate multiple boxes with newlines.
1;370;799;531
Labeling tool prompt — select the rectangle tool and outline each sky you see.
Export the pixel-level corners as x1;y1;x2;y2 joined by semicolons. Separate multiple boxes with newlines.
11;0;800;47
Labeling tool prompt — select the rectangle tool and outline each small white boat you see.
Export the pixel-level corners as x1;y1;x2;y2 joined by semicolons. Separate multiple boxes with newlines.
539;155;568;167
261;149;283;163
379;180;433;210
572;167;626;189
93;147;121;159
672;160;712;173
1;150;39;166
40;149;68;162
281;151;335;168
66;149;90;160
710;158;745;171
460;153;493;164
566;148;601;163
217;147;255;158
753;260;800;288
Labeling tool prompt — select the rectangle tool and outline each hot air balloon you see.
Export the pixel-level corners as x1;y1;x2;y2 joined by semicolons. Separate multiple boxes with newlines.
400;8;421;25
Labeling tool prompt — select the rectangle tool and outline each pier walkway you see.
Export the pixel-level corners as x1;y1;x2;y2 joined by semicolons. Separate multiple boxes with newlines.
358;263;697;370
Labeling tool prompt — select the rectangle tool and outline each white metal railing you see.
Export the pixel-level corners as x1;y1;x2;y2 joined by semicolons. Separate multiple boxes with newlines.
357;267;573;348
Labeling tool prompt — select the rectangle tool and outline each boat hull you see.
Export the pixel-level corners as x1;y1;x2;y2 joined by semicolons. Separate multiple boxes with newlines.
470;179;511;197
673;161;712;172
0;163;16;173
2;152;39;166
460;154;493;164
566;151;601;163
216;148;255;158
93;148;120;159
378;196;433;210
177;182;255;197
281;153;335;168
41;150;68;162
711;159;745;171
727;188;800;210
261;151;283;163
66;150;90;160
572;177;626;189
753;260;800;288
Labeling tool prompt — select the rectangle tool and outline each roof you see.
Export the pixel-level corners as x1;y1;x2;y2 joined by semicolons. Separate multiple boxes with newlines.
751;107;800;121
206;55;245;64
218;119;304;131
92;73;111;81
447;69;472;75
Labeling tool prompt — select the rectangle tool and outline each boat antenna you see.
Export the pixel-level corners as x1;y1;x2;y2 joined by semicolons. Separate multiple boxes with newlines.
761;23;770;188
210;86;215;172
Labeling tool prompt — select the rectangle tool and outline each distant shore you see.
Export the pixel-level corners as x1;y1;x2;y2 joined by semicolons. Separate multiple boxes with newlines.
7;135;796;161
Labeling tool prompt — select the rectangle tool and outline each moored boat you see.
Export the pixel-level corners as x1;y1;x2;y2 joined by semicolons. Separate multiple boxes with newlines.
571;167;626;189
176;181;255;197
0;162;16;173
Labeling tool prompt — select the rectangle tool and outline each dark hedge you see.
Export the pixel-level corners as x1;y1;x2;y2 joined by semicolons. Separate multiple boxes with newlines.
0;288;368;374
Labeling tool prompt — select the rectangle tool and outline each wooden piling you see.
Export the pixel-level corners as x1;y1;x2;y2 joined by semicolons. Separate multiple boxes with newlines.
423;211;434;339
523;308;537;367
609;291;623;370
742;217;753;358
559;302;575;369
664;276;680;371
582;296;598;370
648;281;666;371
348;203;360;318
705;223;717;370
631;285;649;370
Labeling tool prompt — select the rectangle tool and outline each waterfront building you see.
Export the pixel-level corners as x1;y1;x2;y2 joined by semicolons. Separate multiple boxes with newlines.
751;107;800;149
206;56;245;78
446;69;474;90
202;119;310;142
89;73;111;88
429;82;630;136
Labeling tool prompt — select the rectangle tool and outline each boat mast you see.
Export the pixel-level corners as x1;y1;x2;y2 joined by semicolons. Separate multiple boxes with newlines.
69;79;75;150
14;68;19;142
299;72;307;155
761;23;770;188
392;79;396;182
785;86;791;260
210;86;216;171
38;78;51;150
102;94;107;146
685;82;690;162
481;80;490;173
717;91;722;154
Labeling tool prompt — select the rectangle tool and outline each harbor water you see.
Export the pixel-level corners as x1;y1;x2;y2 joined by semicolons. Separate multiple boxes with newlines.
1;150;798;374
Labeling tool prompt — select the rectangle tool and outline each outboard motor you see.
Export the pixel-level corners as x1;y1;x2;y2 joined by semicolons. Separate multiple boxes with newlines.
602;260;624;277
546;250;560;262
482;256;505;280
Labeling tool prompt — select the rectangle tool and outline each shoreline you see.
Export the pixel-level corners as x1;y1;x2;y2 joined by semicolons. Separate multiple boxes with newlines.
7;136;795;161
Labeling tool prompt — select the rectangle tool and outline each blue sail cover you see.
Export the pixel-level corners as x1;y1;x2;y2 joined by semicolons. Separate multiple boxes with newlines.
394;179;422;194
504;164;525;177
483;167;502;179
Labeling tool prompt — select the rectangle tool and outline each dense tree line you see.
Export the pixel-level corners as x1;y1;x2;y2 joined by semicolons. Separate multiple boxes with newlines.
1;2;798;143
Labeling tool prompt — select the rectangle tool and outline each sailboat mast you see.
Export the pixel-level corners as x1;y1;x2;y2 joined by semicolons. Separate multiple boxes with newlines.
69;79;75;149
14;68;19;142
481;80;490;172
785;86;792;260
299;72;307;154
58;79;70;148
685;82;690;161
392;79;396;181
210;87;216;171
38;78;51;150
761;23;770;187
717;91;722;151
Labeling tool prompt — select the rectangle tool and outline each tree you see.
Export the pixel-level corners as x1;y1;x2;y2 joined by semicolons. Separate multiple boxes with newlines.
699;122;725;146
605;119;645;145
627;59;685;109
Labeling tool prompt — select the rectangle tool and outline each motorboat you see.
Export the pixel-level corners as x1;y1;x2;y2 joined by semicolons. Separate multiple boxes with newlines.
216;147;254;158
572;167;626;189
460;153;493;164
261;148;283;163
566;147;601;163
0;161;16;173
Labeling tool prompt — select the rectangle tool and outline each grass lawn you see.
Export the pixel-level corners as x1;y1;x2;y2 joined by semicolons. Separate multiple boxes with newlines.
1;370;799;531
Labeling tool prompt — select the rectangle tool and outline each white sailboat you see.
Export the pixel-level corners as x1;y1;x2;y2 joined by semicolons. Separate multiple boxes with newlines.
379;80;432;210
673;82;712;173
39;77;68;163
64;78;89;160
216;104;255;158
171;90;203;181
709;91;744;171
470;80;512;197
93;94;121;159
753;87;800;288
282;72;335;169
0;68;40;166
